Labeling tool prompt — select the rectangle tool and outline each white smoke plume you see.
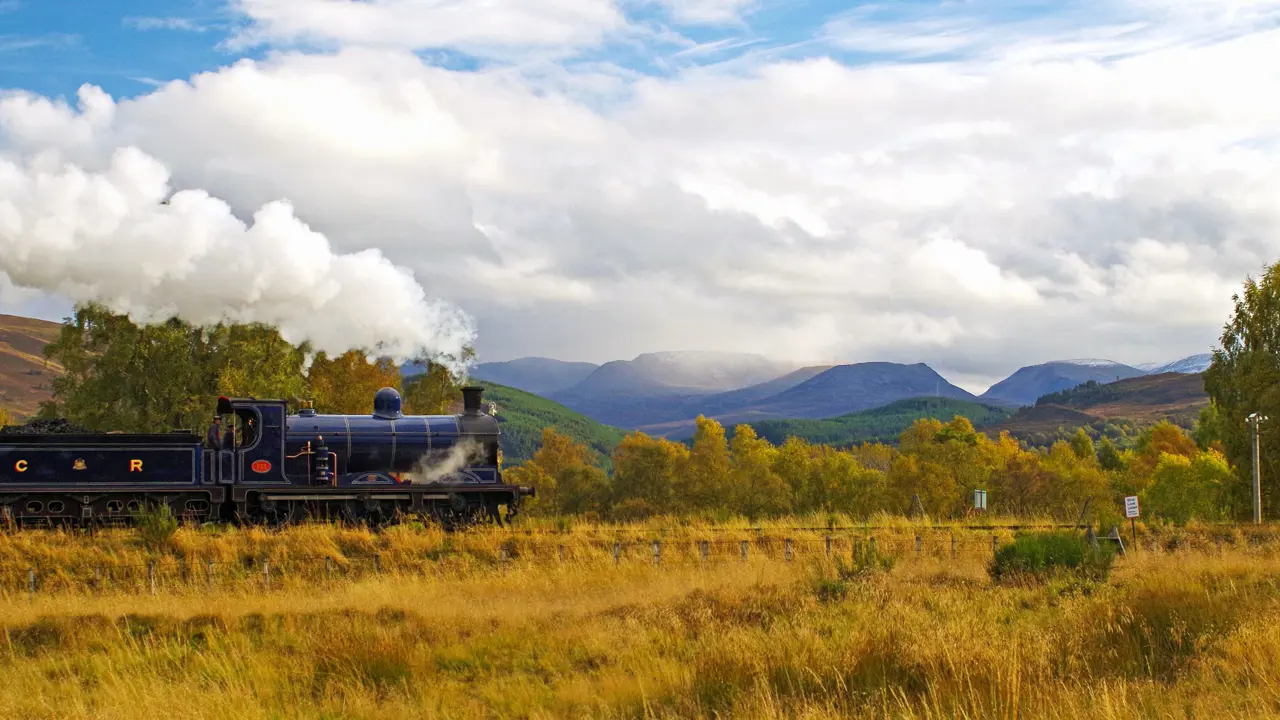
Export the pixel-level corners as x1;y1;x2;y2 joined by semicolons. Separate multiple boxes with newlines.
411;436;486;484
0;146;477;375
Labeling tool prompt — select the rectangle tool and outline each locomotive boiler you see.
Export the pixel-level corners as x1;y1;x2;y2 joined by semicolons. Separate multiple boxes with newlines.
0;385;532;529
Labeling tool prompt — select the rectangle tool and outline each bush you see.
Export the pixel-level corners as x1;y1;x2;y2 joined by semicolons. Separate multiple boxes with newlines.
137;503;178;550
988;531;1116;584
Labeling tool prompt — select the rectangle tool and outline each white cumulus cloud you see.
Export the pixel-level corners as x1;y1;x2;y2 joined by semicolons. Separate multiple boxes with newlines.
2;0;1279;391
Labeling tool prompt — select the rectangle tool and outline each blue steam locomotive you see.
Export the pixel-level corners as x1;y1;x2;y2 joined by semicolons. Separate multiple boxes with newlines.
0;386;533;528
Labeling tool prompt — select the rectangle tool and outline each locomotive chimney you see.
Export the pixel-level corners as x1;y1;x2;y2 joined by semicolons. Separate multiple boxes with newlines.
461;386;484;416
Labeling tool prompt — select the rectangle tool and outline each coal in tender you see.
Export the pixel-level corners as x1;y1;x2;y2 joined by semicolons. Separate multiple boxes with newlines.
0;418;95;435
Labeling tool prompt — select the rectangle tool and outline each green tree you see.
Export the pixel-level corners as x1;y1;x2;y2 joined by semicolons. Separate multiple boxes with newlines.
45;306;211;431
1069;428;1096;462
1192;402;1227;453
1141;450;1233;524
1097;437;1126;472
42;304;317;433
1204;260;1280;518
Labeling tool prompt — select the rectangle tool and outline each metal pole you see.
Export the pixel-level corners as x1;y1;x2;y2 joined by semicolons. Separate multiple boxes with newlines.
1254;415;1263;525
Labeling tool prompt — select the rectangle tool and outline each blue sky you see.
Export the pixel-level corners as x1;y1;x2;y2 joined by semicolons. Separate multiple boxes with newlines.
1;0;1279;387
8;0;1276;101
0;0;1163;101
2;0;258;100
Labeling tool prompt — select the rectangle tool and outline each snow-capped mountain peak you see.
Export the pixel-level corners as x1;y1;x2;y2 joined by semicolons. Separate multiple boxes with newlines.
1057;358;1126;367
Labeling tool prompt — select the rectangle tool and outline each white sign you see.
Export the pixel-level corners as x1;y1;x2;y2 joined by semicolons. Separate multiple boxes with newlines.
973;489;987;511
1125;496;1140;518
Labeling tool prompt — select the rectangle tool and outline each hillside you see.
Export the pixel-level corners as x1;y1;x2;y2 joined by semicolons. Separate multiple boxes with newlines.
1150;353;1212;374
551;351;802;427
481;382;627;467
0;314;63;419
982;371;1209;447
631;362;980;438
748;362;978;419
1035;371;1208;423
736;397;1014;447
979;359;1147;407
465;357;598;395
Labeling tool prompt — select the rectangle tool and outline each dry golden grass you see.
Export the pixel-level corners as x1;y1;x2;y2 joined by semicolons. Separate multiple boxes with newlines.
2;518;1280;718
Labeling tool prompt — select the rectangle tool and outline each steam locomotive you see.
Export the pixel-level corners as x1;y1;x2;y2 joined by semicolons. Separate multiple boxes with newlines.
0;386;534;528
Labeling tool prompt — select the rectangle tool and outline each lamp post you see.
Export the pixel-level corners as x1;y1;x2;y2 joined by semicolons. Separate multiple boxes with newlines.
1247;412;1268;525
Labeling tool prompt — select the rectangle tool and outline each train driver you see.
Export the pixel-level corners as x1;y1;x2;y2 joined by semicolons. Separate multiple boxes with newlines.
206;416;225;450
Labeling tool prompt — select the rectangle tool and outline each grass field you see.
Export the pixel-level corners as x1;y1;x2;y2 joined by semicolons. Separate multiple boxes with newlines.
3;518;1280;718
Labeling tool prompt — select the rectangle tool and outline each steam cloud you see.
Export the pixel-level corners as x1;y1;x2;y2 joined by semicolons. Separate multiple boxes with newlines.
0;146;477;374
413;437;486;484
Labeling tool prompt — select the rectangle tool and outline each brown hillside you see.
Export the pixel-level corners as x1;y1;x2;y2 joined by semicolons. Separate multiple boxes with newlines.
981;371;1209;442
0;314;64;419
982;405;1105;437
1075;371;1208;423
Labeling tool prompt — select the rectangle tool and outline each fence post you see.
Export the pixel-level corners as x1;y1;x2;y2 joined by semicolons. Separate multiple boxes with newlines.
558;544;565;564
94;565;102;590
262;559;270;590
825;535;832;557
700;540;709;563
374;554;382;574
740;540;748;562
325;556;333;580
992;535;998;555
206;560;214;590
870;537;877;556
653;540;661;566
27;567;34;599
915;535;922;556
785;538;793;562
499;548;509;565
148;561;156;595
613;542;621;566
950;535;956;559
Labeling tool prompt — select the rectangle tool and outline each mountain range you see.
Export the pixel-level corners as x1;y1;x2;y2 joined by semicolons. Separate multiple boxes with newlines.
469;350;1214;438
0;310;1213;447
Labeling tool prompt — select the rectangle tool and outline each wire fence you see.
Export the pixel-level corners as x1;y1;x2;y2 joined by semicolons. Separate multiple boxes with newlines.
0;526;1228;600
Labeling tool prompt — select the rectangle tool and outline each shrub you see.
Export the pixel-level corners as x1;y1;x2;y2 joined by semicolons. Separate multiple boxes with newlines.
988;531;1116;584
136;503;178;550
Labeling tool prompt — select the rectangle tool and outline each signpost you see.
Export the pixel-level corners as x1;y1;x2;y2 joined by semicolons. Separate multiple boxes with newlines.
973;489;987;512
1125;495;1140;549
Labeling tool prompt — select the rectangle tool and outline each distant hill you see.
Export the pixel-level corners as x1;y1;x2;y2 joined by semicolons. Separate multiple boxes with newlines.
633;362;978;438
631;365;833;437
461;357;598;395
747;362;978;419
550;351;801;427
1149;354;1212;374
982;371;1209;447
737;397;1014;447
479;382;627;467
0;314;63;419
979;359;1147;407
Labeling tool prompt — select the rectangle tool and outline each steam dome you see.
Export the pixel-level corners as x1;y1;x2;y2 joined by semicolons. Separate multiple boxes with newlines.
372;387;403;419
